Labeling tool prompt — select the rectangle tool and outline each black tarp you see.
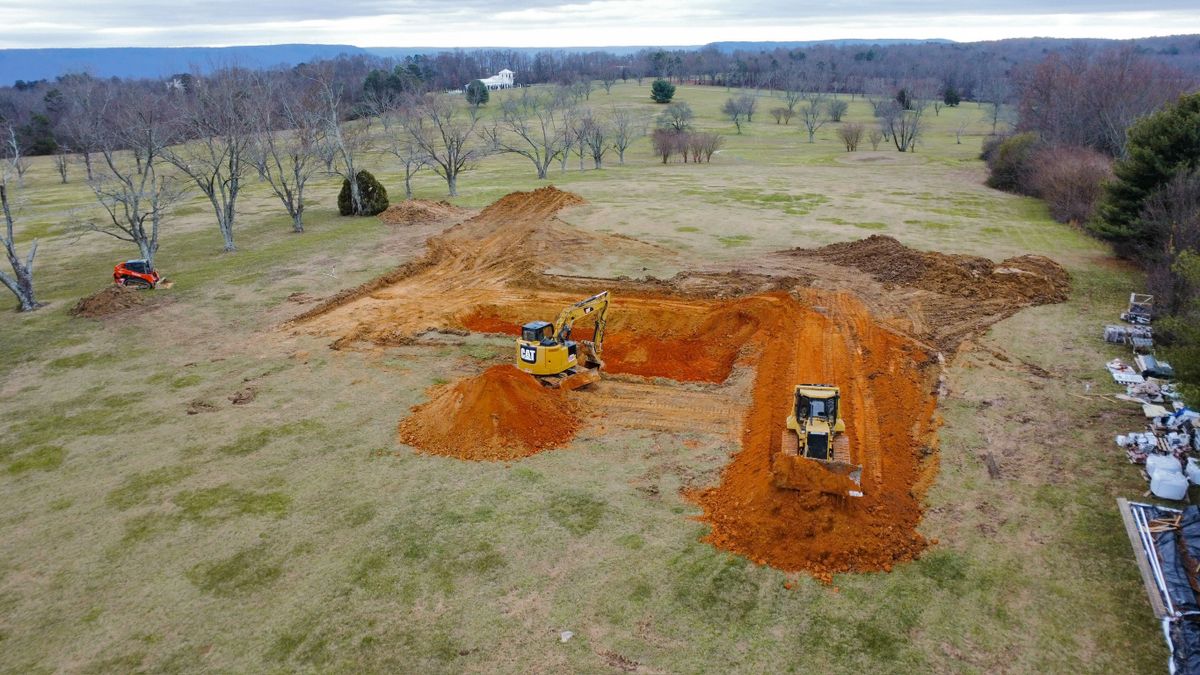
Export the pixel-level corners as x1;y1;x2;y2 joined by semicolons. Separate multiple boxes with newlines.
1172;619;1200;675
1153;506;1200;615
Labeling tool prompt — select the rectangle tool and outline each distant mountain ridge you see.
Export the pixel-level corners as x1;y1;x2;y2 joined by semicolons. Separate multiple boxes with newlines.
0;44;367;83
0;36;1193;84
0;40;950;83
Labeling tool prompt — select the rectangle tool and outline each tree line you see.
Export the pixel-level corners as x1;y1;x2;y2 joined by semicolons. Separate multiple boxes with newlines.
979;44;1200;401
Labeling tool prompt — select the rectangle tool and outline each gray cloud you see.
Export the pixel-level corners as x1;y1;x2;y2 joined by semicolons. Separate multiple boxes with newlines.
1;0;1197;48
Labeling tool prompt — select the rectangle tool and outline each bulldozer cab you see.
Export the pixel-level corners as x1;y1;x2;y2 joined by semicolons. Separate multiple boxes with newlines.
797;392;838;424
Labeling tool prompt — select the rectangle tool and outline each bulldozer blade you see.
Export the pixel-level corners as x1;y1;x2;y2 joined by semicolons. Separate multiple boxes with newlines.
773;430;863;497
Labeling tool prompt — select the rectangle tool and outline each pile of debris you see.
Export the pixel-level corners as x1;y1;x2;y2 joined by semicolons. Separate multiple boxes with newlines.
1119;500;1200;674
1104;293;1198;500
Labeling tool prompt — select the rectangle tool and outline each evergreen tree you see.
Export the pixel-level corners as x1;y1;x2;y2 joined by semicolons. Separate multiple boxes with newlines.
1095;93;1200;249
650;79;675;103
465;80;489;107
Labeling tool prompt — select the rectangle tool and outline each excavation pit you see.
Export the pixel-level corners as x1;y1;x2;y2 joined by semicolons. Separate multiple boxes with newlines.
288;186;1068;578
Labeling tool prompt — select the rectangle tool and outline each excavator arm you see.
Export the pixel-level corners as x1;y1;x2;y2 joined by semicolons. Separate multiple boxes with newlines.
552;291;609;353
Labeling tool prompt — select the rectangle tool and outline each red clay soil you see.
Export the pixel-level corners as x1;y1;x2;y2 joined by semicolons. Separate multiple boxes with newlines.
464;291;941;578
397;365;582;461
687;291;940;581
460;297;762;383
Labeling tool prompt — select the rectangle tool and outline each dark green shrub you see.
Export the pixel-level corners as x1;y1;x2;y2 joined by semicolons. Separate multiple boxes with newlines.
650;79;675;103
983;132;1039;193
338;170;390;217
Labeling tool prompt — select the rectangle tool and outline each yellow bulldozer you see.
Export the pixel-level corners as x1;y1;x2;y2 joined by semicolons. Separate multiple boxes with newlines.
515;291;609;390
772;384;864;498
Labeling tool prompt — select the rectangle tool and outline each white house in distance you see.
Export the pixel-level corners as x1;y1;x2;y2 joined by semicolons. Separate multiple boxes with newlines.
476;69;515;90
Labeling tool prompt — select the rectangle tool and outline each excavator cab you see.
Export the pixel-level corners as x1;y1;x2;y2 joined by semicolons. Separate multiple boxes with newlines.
516;292;608;390
773;384;863;498
521;321;554;344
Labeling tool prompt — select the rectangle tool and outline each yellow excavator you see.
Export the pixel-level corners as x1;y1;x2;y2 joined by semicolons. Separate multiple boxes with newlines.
772;384;863;498
515;291;609;390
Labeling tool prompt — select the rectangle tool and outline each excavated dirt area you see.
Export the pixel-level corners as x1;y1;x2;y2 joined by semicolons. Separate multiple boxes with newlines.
71;285;147;318
398;365;582;461
377;199;467;226
289;186;1070;578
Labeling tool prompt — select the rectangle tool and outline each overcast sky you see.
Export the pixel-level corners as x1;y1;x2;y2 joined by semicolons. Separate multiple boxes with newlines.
2;1;1198;49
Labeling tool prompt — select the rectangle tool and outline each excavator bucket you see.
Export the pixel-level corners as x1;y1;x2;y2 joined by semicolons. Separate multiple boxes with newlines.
555;367;601;391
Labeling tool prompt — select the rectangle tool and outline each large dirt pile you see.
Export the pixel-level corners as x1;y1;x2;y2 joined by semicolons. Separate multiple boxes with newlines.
71;285;146;318
800;234;1069;304
377;200;465;226
398;365;581;461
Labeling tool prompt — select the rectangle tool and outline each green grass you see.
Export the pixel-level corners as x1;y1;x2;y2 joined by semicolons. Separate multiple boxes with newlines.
6;446;66;474
187;545;283;596
106;465;195;509
0;81;1165;674
174;485;292;522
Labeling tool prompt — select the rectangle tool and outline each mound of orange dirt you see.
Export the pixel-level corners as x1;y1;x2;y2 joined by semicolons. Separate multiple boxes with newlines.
801;234;1069;304
71;285;146;318
398;365;581;461
377;199;465;226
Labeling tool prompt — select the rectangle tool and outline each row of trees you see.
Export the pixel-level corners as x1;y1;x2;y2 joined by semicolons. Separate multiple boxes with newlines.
0;66;662;311
7;36;1199;165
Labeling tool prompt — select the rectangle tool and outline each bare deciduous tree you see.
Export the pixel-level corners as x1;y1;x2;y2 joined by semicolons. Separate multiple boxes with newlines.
482;90;571;179
955;117;971;144
378;103;429;200
877;99;927;152
403;93;486;196
827;99;848;122
165;70;255;251
799;96;828;143
84;89;185;265
2;125;29;186
316;74;374;215
652;128;677;163
697;132;723;162
53;147;70;183
868;129;884;151
722;97;746;134
0;180;39;311
609;107;643;165
656;102;693;132
252;77;325;233
578;110;610;169
600;72;617;94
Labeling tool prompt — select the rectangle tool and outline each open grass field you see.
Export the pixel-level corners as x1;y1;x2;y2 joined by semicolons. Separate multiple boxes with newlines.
0;81;1167;673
